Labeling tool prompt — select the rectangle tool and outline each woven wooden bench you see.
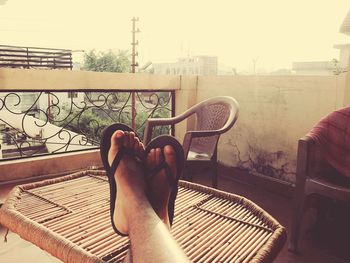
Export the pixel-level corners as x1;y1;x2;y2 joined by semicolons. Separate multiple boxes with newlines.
0;170;286;262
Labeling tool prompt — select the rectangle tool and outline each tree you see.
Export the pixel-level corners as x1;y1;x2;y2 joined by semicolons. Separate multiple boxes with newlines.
332;58;347;75
82;49;130;73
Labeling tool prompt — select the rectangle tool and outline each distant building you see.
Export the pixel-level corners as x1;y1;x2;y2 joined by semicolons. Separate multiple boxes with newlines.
292;61;335;75
153;56;218;75
292;44;350;75
334;44;350;68
340;9;350;36
0;92;40;116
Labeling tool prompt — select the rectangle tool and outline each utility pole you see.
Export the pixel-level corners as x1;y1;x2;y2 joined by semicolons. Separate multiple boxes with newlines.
131;17;140;130
47;92;51;123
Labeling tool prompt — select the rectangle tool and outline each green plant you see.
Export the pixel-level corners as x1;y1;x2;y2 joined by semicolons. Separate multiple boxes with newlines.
332;58;347;75
83;49;130;73
53;92;172;145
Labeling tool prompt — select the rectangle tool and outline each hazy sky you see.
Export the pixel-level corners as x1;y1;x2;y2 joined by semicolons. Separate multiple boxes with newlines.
0;0;349;72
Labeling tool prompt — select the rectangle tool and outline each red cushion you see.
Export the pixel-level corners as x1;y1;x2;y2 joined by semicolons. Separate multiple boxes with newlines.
307;107;350;178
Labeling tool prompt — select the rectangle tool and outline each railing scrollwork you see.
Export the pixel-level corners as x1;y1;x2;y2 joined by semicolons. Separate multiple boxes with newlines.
0;91;174;161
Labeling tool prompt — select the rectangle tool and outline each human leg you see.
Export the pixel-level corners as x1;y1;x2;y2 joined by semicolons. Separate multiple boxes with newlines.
106;130;189;263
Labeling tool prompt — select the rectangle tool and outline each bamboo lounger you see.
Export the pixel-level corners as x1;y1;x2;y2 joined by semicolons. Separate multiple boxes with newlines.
0;170;286;262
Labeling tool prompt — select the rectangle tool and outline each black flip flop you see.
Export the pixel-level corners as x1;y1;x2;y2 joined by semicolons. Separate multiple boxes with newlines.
145;135;185;226
100;123;143;236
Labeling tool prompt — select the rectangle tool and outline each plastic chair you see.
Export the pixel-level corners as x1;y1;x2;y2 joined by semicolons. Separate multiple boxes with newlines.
289;107;350;253
143;96;239;188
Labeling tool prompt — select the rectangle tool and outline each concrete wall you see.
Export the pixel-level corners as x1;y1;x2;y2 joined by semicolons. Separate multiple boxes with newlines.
185;74;347;183
0;68;180;91
343;55;350;106
0;150;101;182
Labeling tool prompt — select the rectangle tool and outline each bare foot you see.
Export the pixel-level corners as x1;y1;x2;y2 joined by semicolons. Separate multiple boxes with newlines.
108;130;146;235
146;145;177;229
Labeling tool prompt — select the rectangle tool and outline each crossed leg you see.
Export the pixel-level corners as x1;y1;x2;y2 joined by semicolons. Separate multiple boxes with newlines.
108;130;190;263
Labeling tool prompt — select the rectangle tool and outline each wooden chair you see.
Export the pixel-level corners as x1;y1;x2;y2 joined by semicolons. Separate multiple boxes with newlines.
143;96;239;188
289;107;350;253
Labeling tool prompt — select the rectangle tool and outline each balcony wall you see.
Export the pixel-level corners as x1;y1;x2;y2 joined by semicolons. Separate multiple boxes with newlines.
0;68;348;184
0;69;180;182
179;74;348;183
0;68;180;91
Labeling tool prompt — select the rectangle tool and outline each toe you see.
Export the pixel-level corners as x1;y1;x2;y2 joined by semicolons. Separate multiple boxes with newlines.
139;142;145;156
123;131;130;148
164;145;175;158
108;130;125;166
164;145;177;178
111;130;124;147
129;132;135;149
155;148;161;164
133;137;140;152
139;142;144;152
147;149;156;168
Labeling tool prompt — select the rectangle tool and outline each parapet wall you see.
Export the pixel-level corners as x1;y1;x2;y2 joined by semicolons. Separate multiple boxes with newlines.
178;74;347;183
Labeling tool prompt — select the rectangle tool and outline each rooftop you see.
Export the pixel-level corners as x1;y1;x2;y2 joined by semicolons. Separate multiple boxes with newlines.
340;9;350;36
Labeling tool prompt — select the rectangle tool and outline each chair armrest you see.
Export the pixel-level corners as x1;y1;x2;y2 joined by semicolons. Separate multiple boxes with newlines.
143;111;196;144
184;130;226;138
143;96;239;146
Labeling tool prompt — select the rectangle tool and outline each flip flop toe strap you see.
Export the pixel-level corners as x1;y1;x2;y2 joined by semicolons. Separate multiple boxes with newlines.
110;148;144;177
110;148;127;177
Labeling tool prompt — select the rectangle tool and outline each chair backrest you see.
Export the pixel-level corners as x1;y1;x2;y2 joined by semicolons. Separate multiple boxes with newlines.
306;140;336;178
307;107;350;178
188;96;239;158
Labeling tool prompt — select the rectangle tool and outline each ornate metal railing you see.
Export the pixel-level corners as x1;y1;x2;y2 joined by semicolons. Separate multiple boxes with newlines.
0;91;174;161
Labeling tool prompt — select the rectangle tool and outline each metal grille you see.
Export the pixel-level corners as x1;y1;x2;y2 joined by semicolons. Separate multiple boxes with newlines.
0;91;174;161
0;45;73;70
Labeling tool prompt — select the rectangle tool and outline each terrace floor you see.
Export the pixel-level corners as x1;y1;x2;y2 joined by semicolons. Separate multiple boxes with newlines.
1;168;350;263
